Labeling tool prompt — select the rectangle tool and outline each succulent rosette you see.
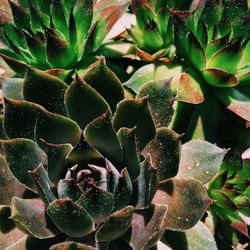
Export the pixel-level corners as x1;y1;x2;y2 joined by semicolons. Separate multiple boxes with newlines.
207;148;250;249
0;0;129;78
118;0;250;151
0;58;224;249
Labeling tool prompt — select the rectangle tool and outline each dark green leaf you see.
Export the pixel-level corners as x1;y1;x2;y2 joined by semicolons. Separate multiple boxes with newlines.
96;206;134;242
113;97;156;151
143;128;181;181
31;164;56;204
65;74;110;130
0;138;47;190
113;168;132;211
0;155;26;205
47;199;94;238
137;79;174;127
57;179;82;202
84;112;123;166
77;185;114;223
83;57;124;112
23;67;68;115
11;197;55;239
136;155;158;209
117;127;140;182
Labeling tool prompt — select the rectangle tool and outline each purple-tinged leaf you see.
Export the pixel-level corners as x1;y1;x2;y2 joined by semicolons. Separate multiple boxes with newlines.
50;241;96;250
96;206;133;242
11;197;56;239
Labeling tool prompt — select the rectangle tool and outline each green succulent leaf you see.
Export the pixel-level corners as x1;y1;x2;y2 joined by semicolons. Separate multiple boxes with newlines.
128;204;168;250
207;42;242;72
31;164;56;204
0;155;26;205
83;57;124;112
117;127;140;182
0;138;47;190
177;139;227;184
11;197;56;239
77;185;114;224
47;198;95;238
124;64;181;94
23;67;68;115
143;128;181;181
106;159;120;194
113;97;156;151
65;74;110;130
84;112;123;166
40;140;73;183
66;135;103;167
96;205;134;242
137;79;174;127
153;179;210;231
215;85;250;122
136;155;158;209
1;77;24;100
203;68;239;87
46;31;77;69
50;241;96;250
177;72;204;104
57;179;82;202
73;0;93;46
163;221;218;250
113;168;133;211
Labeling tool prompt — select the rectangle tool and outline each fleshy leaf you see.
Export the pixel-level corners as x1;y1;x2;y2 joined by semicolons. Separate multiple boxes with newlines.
207;42;242;72
0;154;26;205
66;135;103;167
136;155;158;209
65;74;110;130
177;139;227;184
83;57;124;112
50;242;96;250
215;85;250;122
23;67;68;115
153;179;211;231
57;179;82;202
0;138;47;190
124;64;182;94
177;72;204;104
143;128;181;181
113;168;133;211
84;112;123;166
128;205;168;250
47;199;95;238
11;197;55;239
113;97;156;151
77;185;114;223
163;221;218;250
96;206;134;242
117;127;140;181
137;79;174;127
203;68;238;87
40;140;73;183
1;77;24;100
31;164;56;204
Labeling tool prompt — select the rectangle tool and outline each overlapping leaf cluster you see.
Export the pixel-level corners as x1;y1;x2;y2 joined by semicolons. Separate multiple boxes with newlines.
119;0;250;150
0;58;218;249
0;0;129;77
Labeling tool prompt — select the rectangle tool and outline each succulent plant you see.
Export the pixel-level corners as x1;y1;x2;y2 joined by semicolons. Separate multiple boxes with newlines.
0;0;129;78
117;0;250;151
208;148;250;249
0;58;223;249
